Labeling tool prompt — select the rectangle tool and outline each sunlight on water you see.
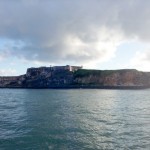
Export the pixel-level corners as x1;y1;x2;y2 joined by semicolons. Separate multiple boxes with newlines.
0;89;150;149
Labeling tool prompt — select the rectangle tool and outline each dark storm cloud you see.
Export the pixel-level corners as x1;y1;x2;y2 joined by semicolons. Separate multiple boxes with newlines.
0;0;150;65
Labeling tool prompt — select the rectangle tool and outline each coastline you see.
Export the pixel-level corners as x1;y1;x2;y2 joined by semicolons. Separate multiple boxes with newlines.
0;85;149;90
0;66;150;89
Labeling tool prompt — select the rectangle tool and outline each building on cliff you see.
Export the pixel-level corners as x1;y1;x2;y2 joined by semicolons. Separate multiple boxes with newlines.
53;65;82;72
26;65;82;77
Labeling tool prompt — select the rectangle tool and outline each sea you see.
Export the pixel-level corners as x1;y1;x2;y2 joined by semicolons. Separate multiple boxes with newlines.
0;89;150;150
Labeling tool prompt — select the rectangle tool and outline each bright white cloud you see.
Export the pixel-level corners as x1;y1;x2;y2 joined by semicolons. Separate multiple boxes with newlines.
130;50;150;71
0;69;17;76
60;27;124;67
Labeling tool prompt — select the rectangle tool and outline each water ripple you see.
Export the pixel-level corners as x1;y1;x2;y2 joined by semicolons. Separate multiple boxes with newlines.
0;89;150;149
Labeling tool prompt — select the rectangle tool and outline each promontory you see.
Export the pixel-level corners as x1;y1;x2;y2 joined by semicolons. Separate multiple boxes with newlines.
0;65;150;89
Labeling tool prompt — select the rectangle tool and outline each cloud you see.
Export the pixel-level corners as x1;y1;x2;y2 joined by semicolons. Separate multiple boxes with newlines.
0;68;17;76
0;0;150;67
0;51;9;61
0;48;11;61
130;50;150;71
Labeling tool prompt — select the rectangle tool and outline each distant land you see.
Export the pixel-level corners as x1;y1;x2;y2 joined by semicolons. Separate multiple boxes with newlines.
0;65;150;89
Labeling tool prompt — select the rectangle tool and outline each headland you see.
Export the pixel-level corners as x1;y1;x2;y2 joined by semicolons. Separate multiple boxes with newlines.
0;65;150;89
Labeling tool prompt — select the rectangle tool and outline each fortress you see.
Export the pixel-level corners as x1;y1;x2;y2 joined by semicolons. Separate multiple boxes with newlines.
52;65;82;72
26;65;82;77
0;65;150;89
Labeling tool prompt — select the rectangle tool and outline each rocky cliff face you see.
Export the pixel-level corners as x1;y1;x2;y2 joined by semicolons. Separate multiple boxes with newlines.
0;75;26;88
0;67;150;89
73;69;150;88
24;69;73;88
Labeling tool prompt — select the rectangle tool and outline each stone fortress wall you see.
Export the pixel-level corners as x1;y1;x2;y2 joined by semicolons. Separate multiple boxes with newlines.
26;65;82;77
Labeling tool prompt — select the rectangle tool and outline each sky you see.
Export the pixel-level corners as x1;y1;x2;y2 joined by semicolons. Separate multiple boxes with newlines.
0;0;150;76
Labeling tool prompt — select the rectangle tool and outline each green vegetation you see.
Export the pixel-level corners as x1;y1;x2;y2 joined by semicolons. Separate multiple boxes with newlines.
74;69;103;78
73;69;138;78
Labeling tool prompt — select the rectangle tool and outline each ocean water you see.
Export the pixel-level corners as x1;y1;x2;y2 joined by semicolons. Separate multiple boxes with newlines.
0;89;150;150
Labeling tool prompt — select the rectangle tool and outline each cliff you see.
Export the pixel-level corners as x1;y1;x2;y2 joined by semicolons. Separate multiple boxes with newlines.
73;69;150;88
0;66;150;89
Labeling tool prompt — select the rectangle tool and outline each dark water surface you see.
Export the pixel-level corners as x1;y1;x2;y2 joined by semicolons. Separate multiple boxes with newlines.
0;89;150;150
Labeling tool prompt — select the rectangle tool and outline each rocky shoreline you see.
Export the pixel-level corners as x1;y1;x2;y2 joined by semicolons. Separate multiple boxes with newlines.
0;66;150;89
